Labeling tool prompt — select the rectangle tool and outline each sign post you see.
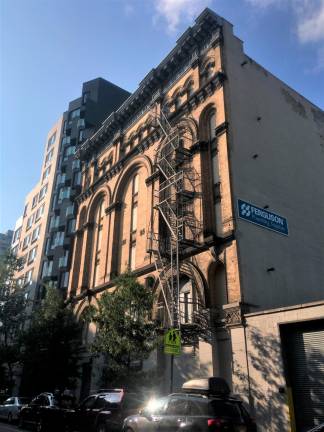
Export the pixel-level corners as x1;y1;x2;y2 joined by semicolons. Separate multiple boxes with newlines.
164;328;181;393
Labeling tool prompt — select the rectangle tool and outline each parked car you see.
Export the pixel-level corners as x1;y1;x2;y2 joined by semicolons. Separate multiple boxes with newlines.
73;389;145;432
0;396;30;423
123;377;257;432
18;392;75;431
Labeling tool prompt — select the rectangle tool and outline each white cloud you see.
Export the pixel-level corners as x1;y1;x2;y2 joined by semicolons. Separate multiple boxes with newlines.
297;0;324;43
154;0;212;34
245;0;324;72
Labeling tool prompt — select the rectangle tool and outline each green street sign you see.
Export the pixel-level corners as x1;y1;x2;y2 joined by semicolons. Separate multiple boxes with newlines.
164;328;181;355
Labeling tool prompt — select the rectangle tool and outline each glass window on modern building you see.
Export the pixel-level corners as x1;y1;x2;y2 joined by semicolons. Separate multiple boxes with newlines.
24;268;33;286
27;246;37;264
58;186;71;203
42;165;51;182
26;214;35;231
45;148;54;165
22;234;31;250
39;184;48;201
32;194;38;209
47;132;56;150
35;204;45;221
69;108;80;121
31;225;41;243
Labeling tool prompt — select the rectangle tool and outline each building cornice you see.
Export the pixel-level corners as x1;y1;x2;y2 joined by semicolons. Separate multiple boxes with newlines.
76;9;223;161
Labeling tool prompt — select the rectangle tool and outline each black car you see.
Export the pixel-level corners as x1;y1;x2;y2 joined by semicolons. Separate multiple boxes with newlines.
123;377;257;432
18;392;74;431
73;389;145;432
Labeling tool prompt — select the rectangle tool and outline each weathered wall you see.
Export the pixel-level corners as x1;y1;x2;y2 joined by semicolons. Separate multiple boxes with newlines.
222;20;324;311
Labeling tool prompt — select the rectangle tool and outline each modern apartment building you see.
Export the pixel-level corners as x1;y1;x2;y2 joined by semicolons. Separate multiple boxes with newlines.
12;78;130;304
67;9;324;432
13;119;63;302
41;78;130;299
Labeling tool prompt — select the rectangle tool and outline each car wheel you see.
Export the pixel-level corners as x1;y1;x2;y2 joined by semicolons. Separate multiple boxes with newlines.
96;423;107;432
7;412;13;423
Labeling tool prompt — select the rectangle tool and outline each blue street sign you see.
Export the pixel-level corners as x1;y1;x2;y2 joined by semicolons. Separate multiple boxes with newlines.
237;199;288;236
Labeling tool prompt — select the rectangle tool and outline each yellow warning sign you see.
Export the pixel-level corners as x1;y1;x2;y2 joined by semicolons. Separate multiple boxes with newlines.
164;328;181;355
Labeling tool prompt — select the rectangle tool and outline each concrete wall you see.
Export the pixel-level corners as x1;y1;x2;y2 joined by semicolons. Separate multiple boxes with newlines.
230;302;324;432
222;20;324;311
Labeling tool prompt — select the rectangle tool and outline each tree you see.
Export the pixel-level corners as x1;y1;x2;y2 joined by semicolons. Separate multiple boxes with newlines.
0;251;26;394
91;270;157;389
20;287;81;396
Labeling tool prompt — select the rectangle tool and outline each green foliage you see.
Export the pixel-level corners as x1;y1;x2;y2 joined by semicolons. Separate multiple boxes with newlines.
20;287;81;396
91;270;157;388
0;251;26;393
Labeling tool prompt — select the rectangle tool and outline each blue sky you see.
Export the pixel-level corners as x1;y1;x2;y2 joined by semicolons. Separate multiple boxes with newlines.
1;0;323;232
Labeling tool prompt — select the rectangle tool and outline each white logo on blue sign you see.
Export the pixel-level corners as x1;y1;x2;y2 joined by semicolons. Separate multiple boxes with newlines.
237;199;288;236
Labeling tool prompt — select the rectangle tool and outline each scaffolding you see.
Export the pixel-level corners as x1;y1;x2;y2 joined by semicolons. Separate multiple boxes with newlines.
148;108;203;332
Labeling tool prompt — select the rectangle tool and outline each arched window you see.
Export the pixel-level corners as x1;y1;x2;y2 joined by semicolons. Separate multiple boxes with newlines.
174;92;182;110
92;200;104;287
179;277;196;324
129;174;139;270
186;81;194;98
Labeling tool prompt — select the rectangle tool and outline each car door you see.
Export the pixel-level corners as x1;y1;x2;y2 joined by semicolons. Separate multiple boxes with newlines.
158;396;188;432
76;395;97;431
1;397;14;418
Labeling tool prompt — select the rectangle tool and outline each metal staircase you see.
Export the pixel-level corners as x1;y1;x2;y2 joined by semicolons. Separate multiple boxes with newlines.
147;108;203;331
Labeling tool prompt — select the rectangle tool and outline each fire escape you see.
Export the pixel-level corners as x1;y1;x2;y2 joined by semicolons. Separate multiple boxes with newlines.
148;108;209;342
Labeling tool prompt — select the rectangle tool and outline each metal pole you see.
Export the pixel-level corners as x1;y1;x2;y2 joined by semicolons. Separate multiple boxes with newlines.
170;354;174;393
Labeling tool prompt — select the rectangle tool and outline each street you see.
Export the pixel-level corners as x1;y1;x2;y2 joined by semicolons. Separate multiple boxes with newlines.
0;422;28;432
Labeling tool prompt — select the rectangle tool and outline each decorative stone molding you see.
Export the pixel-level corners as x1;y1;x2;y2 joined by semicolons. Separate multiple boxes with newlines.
223;302;246;328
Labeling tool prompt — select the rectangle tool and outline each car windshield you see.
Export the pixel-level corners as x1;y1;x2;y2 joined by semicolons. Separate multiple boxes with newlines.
18;398;30;405
208;400;243;421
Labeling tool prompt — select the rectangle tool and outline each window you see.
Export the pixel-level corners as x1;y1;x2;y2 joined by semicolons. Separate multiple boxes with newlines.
56;173;66;186
51;231;64;248
23;204;28;218
47;132;56;150
31;225;41;242
24;268;33;286
180;278;194;324
63;146;76;161
60;271;69;288
186;81;194;98
78;129;85;143
73;171;82;186
42;165;51;182
82;92;90;104
58;186;71;202
59;250;68;268
35;204;45;221
13;227;22;243
92;200;104;287
67;218;76;234
26;214;35;231
72;159;80;170
39;184;48;201
166;397;188;416
62;136;70;146
12;245;18;256
22;234;31;250
69;108;80;120
27;246;37;264
129;242;136;271
174;93;182;110
66;205;74;217
32;194;38;209
128;174;139;270
42;260;53;278
45;148;54;165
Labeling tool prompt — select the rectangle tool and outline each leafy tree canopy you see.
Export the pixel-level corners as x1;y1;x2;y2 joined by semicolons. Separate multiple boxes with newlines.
20;287;81;396
0;251;26;394
91;270;157;388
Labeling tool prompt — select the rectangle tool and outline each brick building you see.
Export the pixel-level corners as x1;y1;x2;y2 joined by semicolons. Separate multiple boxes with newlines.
67;9;324;432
